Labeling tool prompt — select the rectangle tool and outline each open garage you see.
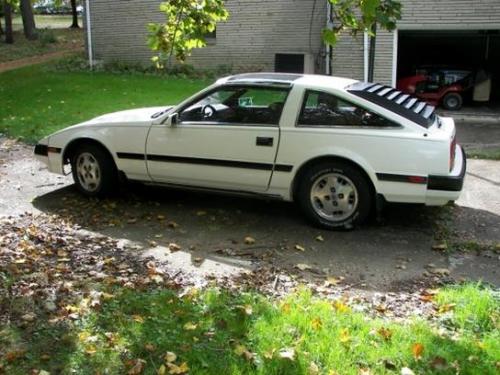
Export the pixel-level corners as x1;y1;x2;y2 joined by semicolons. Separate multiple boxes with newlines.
397;30;500;110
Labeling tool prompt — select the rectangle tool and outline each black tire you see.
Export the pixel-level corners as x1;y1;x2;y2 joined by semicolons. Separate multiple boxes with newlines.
442;92;463;110
296;162;373;229
71;143;118;197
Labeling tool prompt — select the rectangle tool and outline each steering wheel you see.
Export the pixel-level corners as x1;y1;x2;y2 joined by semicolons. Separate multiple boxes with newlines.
202;104;216;119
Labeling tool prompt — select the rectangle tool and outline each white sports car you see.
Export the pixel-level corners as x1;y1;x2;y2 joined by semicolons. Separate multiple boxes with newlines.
35;73;466;229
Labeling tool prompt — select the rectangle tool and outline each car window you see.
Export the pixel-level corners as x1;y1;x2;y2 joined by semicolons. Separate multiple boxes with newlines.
179;86;289;125
298;90;398;127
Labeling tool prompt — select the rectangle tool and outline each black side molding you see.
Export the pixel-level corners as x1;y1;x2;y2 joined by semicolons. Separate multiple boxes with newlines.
34;144;48;156
116;152;294;173
428;147;466;192
34;144;61;156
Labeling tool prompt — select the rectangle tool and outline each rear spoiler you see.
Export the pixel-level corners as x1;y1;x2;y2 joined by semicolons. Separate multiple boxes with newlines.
347;82;436;128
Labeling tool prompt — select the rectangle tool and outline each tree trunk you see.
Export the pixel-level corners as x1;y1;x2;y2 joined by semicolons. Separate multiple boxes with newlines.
19;0;37;40
0;13;4;36
70;0;79;28
4;1;13;44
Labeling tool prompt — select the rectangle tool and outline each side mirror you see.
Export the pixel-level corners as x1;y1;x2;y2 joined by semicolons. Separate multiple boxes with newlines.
165;113;179;126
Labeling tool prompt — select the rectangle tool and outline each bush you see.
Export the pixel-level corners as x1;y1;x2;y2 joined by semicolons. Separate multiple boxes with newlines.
39;28;58;46
51;56;236;80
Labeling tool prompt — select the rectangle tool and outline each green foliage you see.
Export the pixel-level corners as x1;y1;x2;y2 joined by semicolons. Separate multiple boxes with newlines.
147;0;229;67
38;28;57;46
326;0;402;44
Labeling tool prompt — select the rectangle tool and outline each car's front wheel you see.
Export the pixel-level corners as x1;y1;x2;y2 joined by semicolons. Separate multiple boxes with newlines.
71;143;118;197
297;162;372;229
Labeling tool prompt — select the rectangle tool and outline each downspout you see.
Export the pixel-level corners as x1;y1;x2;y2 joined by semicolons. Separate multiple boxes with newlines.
363;32;369;81
325;1;333;75
85;0;94;69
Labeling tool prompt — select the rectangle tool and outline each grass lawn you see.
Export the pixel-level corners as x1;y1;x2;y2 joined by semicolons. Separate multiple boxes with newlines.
1;284;498;374
12;15;84;31
0;64;211;143
466;147;500;161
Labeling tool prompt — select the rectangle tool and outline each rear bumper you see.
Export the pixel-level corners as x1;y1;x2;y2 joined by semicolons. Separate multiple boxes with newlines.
428;146;466;192
425;145;466;205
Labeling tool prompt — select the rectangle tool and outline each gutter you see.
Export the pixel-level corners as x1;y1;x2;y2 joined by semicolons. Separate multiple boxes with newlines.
85;0;94;69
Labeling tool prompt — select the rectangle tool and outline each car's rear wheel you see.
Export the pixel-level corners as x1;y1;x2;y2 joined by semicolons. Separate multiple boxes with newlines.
71;143;117;197
442;92;463;110
297;162;372;229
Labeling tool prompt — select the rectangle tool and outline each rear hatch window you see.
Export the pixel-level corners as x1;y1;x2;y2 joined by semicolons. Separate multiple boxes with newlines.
347;82;436;128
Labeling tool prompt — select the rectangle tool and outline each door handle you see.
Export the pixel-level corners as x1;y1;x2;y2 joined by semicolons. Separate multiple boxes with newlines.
256;137;274;147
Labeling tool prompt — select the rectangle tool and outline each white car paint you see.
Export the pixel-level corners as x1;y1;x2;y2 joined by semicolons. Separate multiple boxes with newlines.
35;73;465;207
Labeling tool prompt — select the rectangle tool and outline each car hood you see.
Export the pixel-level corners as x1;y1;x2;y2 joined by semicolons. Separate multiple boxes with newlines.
88;106;174;125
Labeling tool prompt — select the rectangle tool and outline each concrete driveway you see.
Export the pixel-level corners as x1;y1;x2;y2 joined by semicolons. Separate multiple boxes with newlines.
1;135;499;291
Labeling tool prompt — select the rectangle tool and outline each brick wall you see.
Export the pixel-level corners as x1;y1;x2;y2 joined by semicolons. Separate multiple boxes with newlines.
88;0;327;73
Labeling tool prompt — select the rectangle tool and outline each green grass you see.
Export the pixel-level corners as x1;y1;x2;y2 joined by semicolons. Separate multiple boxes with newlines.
0;64;211;143
1;284;498;374
466;147;500;161
12;15;83;30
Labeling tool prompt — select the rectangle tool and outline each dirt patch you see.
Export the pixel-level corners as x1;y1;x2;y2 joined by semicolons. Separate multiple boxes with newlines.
0;48;83;74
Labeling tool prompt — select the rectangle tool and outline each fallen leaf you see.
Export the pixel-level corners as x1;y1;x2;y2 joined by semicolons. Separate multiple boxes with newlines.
432;243;447;251
183;322;197;331
315;235;324;242
431;268;450;276
85;345;97;355
333;300;350;313
263;348;275;359
295;244;306;252
234;344;254;360
158;364;167;375
359;368;372;375
157;215;166;220
325;276;343;286
145;343;156;352
4;350;26;362
168;221;180;229
438;303;456;313
412;343;424;360
295;263;312;271
278;348;295;361
169;243;182;251
164;351;177;363
167;362;189;374
308;361;320;375
132;315;144;323
196;211;207;216
128;359;146;374
244;236;255;245
281;303;291;313
339;328;350;344
311;317;322;330
401;367;415;375
430;356;448;371
377;327;393;341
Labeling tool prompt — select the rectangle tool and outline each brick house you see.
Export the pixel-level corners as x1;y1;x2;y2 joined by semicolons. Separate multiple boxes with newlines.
85;0;500;95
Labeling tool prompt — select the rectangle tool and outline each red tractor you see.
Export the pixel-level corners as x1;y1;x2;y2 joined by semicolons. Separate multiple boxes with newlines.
397;68;490;111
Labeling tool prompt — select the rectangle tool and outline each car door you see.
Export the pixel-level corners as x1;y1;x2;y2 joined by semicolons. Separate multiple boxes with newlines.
146;84;289;192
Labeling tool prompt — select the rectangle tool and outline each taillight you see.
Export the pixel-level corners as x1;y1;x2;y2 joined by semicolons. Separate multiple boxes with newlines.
450;135;456;171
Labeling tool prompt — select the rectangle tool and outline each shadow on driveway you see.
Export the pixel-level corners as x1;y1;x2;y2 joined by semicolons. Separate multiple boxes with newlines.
32;183;500;291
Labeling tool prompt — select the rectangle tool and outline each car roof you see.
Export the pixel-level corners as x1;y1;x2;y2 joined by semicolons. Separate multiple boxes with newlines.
217;73;357;90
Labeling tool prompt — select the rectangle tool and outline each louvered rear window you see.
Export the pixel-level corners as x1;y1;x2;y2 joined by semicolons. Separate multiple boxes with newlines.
347;82;436;128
